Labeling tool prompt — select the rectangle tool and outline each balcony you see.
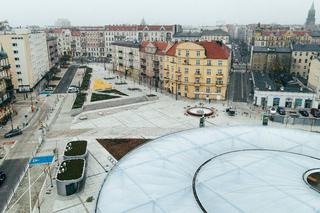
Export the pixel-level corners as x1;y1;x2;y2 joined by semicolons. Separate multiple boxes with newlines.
216;73;223;77
1;64;11;71
129;52;133;55
118;50;123;54
194;72;201;77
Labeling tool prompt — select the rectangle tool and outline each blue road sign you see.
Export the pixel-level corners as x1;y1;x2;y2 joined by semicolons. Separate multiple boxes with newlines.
29;155;54;166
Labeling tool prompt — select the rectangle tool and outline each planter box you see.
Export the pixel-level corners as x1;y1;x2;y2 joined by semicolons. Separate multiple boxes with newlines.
63;140;88;160
56;159;86;196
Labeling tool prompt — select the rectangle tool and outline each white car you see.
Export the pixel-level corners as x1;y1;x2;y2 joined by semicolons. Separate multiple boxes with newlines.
68;87;79;93
269;107;277;115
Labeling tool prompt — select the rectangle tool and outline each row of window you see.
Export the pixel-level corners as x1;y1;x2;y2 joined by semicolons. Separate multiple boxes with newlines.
179;85;222;94
169;58;223;66
183;77;223;84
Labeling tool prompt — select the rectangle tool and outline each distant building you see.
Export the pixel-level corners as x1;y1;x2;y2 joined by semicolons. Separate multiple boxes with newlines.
291;44;320;79
54;18;71;28
0;29;50;93
200;29;230;44
250;46;292;72
139;41;171;90
305;2;316;31
46;36;59;69
172;31;201;41
0;47;14;124
163;41;231;100
308;57;320;108
252;72;318;109
111;41;140;81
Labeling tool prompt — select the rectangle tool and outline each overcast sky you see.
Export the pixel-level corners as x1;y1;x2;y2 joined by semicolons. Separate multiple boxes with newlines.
0;0;317;27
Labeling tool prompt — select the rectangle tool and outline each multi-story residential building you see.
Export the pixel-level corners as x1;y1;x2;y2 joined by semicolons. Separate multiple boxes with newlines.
46;36;59;69
163;41;230;101
111;41;140;81
0;48;14;124
253;30;312;47
71;30;81;57
200;29;230;44
250;46;292;72
105;25;181;56
308;58;320;108
172;29;230;44
139;41;171;90
0;29;50;93
47;28;72;56
291;44;320;78
79;26;105;60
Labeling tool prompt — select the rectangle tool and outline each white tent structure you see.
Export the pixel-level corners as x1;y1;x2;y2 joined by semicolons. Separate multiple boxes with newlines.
96;126;320;213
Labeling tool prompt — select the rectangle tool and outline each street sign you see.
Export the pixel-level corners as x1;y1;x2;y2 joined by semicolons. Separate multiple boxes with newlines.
29;155;54;166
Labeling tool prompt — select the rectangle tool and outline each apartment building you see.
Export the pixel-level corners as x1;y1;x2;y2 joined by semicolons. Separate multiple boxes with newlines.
105;25;181;56
0;29;50;92
308;58;320;108
139;41;171;89
163;41;230;101
111;41;140;81
250;46;292;72
79;26;105;59
172;29;230;44
46;36;59;69
254;30;312;47
0;48;14;124
291;44;320;78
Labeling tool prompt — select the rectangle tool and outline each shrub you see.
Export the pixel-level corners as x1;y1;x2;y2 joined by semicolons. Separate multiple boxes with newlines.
91;93;120;102
72;93;86;109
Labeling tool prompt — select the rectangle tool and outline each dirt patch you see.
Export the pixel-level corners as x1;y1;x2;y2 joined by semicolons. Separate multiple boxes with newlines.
97;138;150;160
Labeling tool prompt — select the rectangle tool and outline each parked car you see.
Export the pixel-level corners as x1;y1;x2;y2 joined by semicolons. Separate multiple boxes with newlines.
269;107;277;115
0;171;6;186
277;107;286;115
289;110;299;118
226;107;236;116
68;87;79;93
298;109;309;117
4;128;22;138
311;108;320;118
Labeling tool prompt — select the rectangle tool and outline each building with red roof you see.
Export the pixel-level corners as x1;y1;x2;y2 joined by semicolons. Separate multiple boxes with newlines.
163;41;231;100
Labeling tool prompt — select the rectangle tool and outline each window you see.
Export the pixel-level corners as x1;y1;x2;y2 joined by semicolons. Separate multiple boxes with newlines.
216;87;221;93
185;68;189;74
218;60;223;66
206;87;210;93
196;59;200;65
206;78;211;84
186;50;189;56
195;78;200;83
12;43;17;47
14;57;19;61
178;58;181;64
298;59;302;63
195;69;200;74
184;77;188;82
217;69;223;75
216;78;223;85
195;86;200;92
196;50;200;57
16;65;20;68
13;50;18;54
178;50;181;56
293;59;297;63
305;59;308;63
184;85;188;92
207;69;211;75
207;60;211;66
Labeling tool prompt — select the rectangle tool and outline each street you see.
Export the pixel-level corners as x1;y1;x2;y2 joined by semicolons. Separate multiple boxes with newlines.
53;65;79;94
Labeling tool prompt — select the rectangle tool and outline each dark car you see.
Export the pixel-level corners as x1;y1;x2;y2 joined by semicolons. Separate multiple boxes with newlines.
277;107;286;115
299;109;309;117
311;108;320;118
226;107;236;116
4;128;22;138
0;171;6;186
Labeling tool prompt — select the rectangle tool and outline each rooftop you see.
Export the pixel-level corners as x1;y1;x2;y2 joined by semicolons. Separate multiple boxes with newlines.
293;44;320;52
201;29;229;36
56;159;85;181
252;72;313;93
252;46;292;53
64;140;87;157
111;41;140;48
96;127;320;213
173;31;201;38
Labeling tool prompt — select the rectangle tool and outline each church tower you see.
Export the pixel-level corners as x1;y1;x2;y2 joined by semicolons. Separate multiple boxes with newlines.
305;2;316;30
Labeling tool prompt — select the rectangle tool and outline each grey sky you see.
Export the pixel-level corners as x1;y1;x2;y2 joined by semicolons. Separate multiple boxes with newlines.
0;0;316;26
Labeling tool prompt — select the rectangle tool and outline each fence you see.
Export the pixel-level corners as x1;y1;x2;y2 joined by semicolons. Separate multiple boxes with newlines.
271;115;320;127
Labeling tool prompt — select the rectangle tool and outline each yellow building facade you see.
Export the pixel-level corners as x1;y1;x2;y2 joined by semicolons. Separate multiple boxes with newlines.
163;41;230;100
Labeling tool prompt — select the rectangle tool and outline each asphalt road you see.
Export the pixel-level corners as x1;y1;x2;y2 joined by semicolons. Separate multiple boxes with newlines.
0;98;50;213
0;158;29;211
228;70;251;103
54;65;79;94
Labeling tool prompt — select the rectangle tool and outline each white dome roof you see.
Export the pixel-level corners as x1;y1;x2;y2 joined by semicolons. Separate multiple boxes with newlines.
96;126;320;213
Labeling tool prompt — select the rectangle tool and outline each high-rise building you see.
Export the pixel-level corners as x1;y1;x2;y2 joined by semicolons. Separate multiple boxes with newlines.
305;2;316;30
0;29;50;93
